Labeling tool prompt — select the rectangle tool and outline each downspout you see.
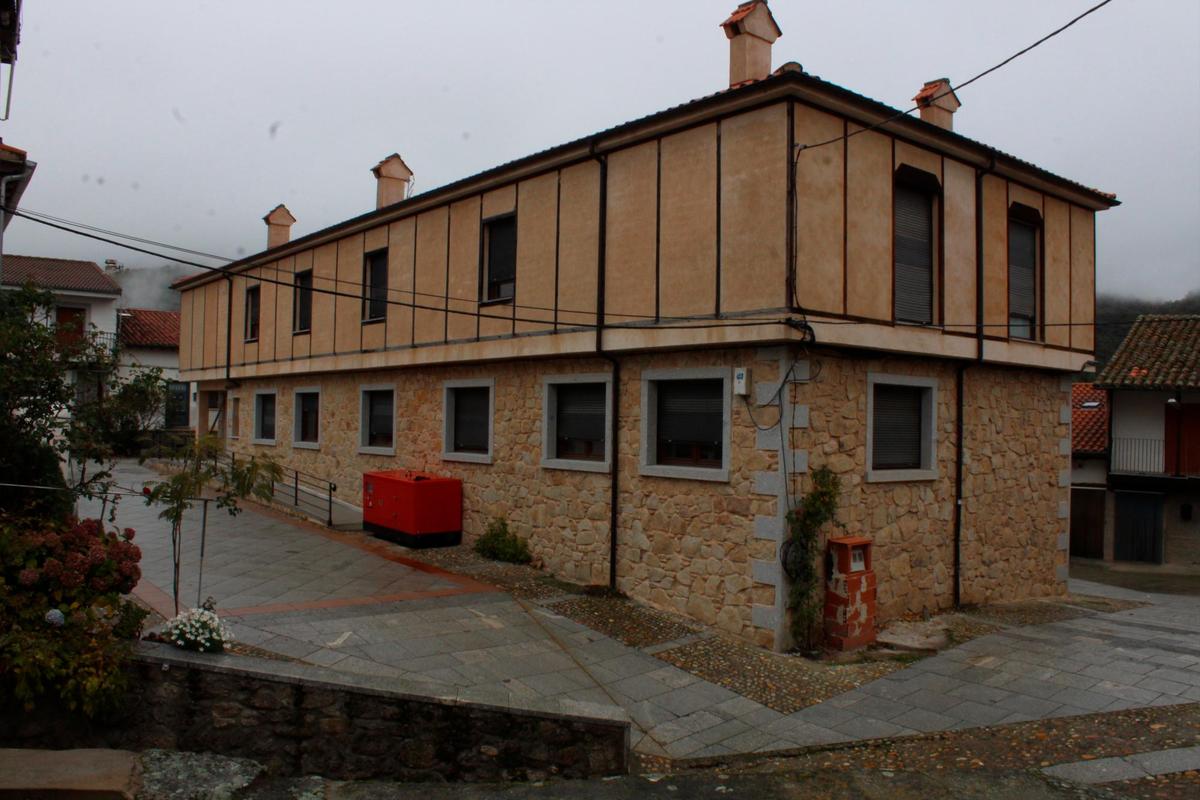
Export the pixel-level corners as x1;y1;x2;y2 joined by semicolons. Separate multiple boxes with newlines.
223;274;233;383
954;156;997;608
589;143;618;591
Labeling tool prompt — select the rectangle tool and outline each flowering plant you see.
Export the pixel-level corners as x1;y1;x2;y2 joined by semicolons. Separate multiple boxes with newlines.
161;598;233;653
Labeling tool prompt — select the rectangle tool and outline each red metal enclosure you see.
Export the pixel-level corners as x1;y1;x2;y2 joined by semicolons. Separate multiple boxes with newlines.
824;536;876;651
362;470;462;548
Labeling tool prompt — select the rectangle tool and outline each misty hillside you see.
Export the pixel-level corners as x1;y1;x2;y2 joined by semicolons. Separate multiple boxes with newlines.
114;263;204;310
1095;290;1200;366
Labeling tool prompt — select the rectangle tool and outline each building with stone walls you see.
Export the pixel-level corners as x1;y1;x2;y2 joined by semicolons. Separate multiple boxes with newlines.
175;1;1117;650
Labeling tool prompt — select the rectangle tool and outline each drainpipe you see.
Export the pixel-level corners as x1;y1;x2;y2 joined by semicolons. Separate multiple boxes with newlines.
588;144;619;591
223;274;233;383
954;157;997;608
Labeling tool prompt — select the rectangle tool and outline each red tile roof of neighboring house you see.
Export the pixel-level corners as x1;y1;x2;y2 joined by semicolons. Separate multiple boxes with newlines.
0;254;122;295
119;308;180;349
1095;315;1200;391
1072;383;1108;455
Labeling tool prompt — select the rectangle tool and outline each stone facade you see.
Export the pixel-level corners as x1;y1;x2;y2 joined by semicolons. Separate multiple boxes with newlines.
0;644;629;782
222;344;1070;650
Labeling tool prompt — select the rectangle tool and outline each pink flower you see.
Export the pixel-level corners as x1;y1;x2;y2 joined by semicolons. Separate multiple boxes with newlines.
17;568;39;587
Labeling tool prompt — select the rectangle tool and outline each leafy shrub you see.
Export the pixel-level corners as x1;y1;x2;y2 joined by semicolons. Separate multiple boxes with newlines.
0;434;74;523
0;517;144;716
161;599;233;653
783;467;842;651
473;517;532;564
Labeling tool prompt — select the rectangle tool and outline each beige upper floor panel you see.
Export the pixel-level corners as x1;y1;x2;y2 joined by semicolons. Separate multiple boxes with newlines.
179;73;1115;379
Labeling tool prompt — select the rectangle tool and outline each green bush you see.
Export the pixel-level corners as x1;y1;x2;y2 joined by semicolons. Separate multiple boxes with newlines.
473;517;532;564
0;516;144;717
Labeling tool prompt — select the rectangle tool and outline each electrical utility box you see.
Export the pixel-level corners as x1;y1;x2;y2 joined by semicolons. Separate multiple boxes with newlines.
363;470;462;548
733;367;750;396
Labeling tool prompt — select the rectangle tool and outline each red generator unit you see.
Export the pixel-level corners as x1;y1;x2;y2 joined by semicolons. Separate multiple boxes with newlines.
362;470;462;548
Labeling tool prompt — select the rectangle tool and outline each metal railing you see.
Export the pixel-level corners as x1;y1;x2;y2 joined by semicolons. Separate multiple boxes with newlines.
224;451;338;527
1111;436;1199;477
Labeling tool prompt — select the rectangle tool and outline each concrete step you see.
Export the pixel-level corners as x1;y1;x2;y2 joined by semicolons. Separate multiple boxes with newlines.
0;748;139;799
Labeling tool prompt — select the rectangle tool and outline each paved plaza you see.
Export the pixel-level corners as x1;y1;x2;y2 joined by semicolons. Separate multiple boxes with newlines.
92;461;1200;760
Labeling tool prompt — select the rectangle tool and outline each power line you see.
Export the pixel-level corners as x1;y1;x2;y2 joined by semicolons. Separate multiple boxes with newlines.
17;207;235;263
795;0;1117;154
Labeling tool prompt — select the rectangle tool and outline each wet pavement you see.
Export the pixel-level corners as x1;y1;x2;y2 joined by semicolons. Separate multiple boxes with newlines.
93;461;1200;762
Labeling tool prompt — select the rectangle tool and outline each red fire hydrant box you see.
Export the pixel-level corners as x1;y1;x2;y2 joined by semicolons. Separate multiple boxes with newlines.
824;536;876;651
363;470;462;548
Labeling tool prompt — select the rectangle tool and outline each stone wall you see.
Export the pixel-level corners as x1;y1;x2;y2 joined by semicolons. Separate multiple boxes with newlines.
221;345;1070;650
0;643;629;782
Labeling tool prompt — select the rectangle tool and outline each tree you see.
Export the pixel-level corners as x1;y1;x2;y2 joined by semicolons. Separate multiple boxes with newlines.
143;435;281;615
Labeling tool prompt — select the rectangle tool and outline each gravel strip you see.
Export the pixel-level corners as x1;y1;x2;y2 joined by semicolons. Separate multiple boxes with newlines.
546;595;701;648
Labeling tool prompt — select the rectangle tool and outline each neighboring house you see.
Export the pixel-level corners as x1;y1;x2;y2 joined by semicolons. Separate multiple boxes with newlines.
1089;315;1200;566
175;2;1117;650
0;254;122;343
1069;383;1108;560
117;307;196;431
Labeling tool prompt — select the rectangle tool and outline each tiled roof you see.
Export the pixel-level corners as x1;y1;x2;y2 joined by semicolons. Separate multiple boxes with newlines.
1095;315;1200;391
119;308;180;349
1071;383;1108;455
0;254;122;294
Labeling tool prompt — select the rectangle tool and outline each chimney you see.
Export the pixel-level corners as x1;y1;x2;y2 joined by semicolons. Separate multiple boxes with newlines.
721;1;782;87
263;204;296;249
372;153;413;209
913;78;961;131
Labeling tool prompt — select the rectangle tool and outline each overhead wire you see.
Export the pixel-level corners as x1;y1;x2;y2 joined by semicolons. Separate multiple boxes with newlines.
794;0;1117;154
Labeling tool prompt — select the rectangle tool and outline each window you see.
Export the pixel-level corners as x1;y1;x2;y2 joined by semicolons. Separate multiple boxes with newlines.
866;373;938;482
244;285;260;341
542;375;612;472
481;215;516;302
293;270;313;333
1008;215;1039;340
443;379;494;464
230;396;241;438
165;381;190;428
894;182;937;325
363;249;388;322
293;388;320;448
640;368;730;482
359;386;394;454
253;391;276;444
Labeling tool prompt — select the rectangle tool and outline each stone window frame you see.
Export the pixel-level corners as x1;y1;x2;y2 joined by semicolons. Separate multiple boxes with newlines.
358;383;396;456
541;372;613;474
442;378;495;465
865;371;939;483
639;366;732;483
292;386;321;451
251;388;277;446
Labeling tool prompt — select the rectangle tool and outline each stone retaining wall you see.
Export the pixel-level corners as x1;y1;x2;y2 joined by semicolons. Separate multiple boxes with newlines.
0;643;629;782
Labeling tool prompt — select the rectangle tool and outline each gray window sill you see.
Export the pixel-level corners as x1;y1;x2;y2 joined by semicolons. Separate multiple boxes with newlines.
542;457;610;474
293;441;320;451
866;467;938;483
358;445;395;456
251;438;275;447
638;463;729;483
443;451;493;465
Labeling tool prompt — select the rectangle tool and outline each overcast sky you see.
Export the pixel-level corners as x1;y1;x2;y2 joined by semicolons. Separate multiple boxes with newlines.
3;0;1197;304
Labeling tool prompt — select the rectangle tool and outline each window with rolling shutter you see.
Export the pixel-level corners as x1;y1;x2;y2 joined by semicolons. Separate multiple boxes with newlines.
1008;219;1038;339
483;216;516;301
254;392;276;442
871;384;924;470
361;389;393;449
362;249;388;322
656;379;723;468
894;185;934;324
451;386;490;453
244;285;260;341
554;383;606;460
296;391;320;444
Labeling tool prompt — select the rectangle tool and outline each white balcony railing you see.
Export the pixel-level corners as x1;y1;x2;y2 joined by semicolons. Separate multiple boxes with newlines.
1111;436;1199;477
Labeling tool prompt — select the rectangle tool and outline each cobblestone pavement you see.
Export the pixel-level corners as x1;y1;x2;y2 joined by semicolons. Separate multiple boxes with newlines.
98;461;1200;761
